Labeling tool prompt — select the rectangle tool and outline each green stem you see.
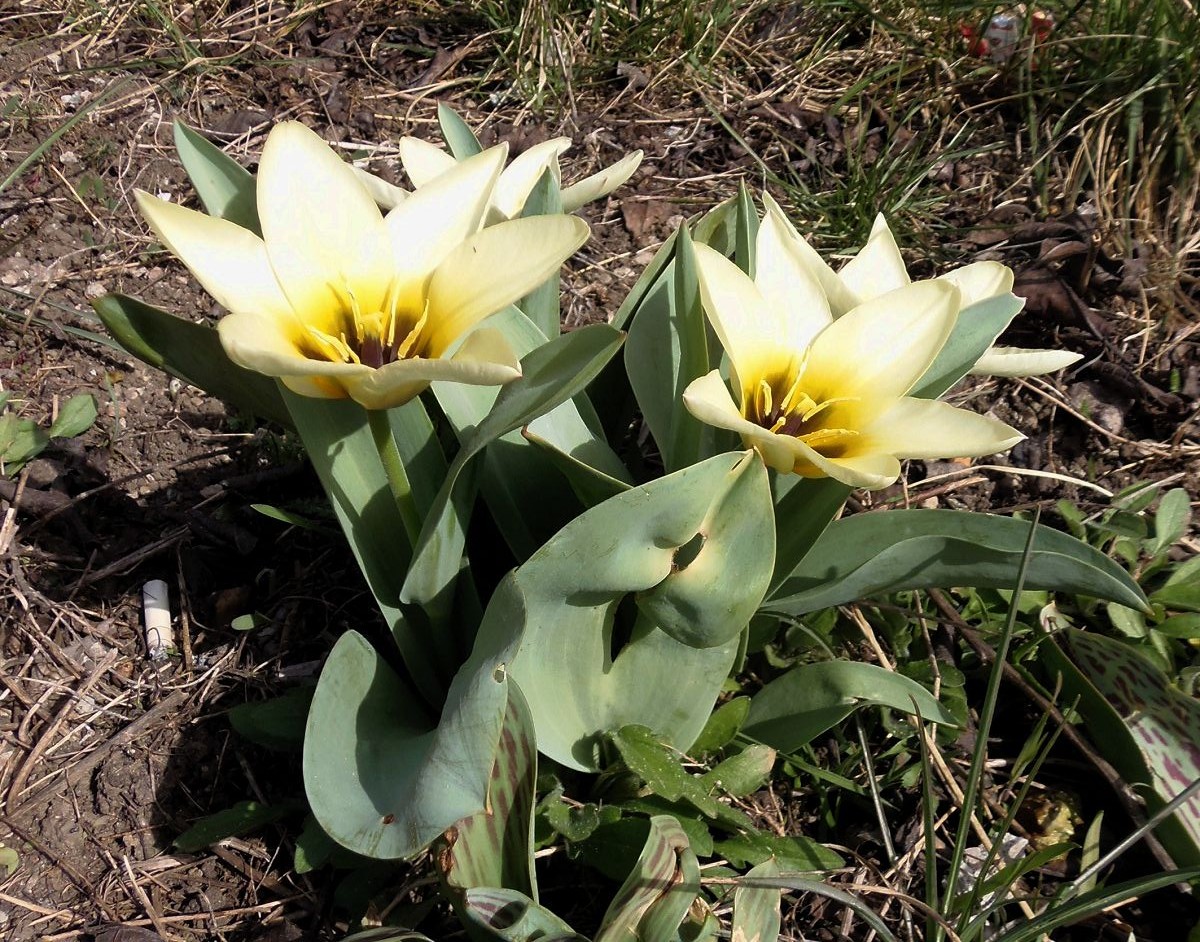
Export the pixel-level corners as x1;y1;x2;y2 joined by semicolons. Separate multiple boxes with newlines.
368;408;422;548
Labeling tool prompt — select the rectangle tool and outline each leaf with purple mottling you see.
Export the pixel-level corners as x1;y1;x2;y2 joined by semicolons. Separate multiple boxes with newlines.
1043;629;1200;865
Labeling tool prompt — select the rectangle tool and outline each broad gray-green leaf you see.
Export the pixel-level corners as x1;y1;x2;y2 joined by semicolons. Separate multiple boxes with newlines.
441;682;539;903
498;453;772;770
734;183;758;276
767;509;1147;614
522;422;631;506
283;390;453;695
909;292;1024;399
303;578;526;859
744;660;958;752
47;393;96;439
624;230;725;473
636;449;774;648
228;685;314;751
438;103;483;158
519;171;565;338
732;858;782;942
94;293;291;427
173;120;260;233
405;320;626;610
768;477;850;596
596;816;699;942
692;197;738;255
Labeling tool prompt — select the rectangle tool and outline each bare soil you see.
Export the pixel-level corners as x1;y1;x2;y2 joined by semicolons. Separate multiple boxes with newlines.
2;2;1198;940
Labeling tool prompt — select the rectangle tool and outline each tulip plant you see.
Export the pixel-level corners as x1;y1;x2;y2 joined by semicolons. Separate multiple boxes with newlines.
96;106;1147;941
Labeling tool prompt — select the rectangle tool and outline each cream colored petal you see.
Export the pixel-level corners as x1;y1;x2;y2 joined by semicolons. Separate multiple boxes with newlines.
800;450;902;490
385;144;508;281
761;191;857;316
217;311;371;378
280;375;350;399
353;166;408;210
257;121;393;320
805;280;959;401
424;215;588;355
692;243;792;399
858;397;1023;459
493;138;571;220
135;190;292;319
682;371;796;472
970;346;1084;377
560;150;643;212
343;330;522;410
837;213;910;304
755;203;832;352
938;261;1014;309
398;136;458;187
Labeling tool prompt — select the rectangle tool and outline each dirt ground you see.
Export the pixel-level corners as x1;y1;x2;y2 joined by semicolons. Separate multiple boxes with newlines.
2;2;1199;940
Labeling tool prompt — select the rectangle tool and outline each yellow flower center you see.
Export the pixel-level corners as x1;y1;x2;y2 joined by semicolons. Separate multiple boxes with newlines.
301;281;429;369
745;362;861;457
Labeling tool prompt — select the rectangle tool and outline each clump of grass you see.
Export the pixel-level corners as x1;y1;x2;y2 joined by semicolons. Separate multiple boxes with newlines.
476;0;741;106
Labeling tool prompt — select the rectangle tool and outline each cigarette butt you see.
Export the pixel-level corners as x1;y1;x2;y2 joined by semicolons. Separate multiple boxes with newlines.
143;579;174;659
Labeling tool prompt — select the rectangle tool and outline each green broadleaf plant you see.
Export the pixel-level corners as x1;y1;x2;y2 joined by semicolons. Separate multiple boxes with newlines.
100;105;1170;942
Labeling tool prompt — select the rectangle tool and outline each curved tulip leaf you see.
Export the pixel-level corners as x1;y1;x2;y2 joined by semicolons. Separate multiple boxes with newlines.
498;452;772;770
596;816;699;942
732;858;782;942
441;682;539;904
692;196;738;256
768;476;850;596
767;509;1147;615
522;423;631;507
744;661;958;752
624;230;728;473
909;292;1024;400
406;320;626;611
94;293;291;427
636;453;774;647
519;171;565;338
1041;629;1200;865
732;875;897;942
303;578;527;860
462;888;585;942
439;102;483;159
283;388;454;695
342;931;436;942
173;119;260;234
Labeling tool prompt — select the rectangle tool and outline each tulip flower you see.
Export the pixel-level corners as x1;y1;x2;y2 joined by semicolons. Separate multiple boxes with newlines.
135;122;588;410
360;135;642;223
761;193;1082;377
682;206;1023;489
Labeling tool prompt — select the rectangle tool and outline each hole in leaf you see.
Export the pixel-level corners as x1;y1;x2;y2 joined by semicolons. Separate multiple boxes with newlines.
672;532;706;572
609;593;639;664
492;663;507;683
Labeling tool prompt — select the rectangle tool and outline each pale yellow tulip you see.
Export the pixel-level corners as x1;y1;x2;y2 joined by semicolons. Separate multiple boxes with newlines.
682;208;1023;489
374;135;642;223
136;122;588;410
761;193;1082;377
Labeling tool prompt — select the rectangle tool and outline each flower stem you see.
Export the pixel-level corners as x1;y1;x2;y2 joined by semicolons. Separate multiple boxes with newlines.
367;408;422;548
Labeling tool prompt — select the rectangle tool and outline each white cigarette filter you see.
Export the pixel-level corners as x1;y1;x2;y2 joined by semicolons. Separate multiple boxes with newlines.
142;579;174;659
